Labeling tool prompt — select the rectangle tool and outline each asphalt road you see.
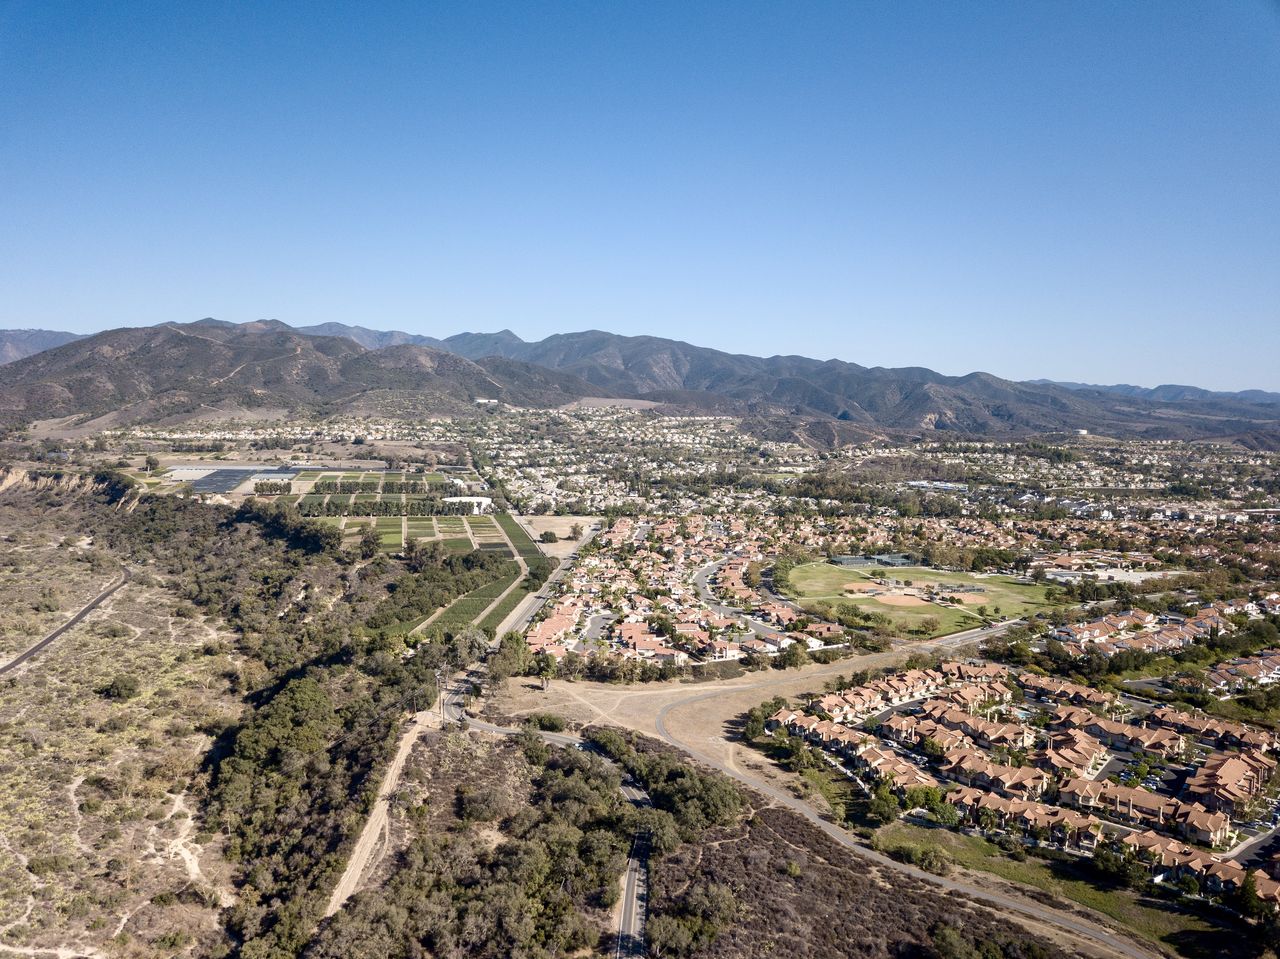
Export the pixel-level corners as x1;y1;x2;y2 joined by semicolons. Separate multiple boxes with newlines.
443;681;651;957
615;830;650;959
500;528;597;636
0;567;130;676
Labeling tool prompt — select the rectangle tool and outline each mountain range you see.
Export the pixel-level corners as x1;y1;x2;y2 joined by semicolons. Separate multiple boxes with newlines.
0;329;85;364
0;320;602;430
2;320;1278;447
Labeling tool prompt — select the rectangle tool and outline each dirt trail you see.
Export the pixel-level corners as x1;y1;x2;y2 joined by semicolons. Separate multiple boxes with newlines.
493;651;1162;959
323;707;441;918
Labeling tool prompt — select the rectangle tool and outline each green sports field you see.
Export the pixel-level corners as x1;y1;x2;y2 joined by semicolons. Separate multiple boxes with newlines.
783;562;1060;638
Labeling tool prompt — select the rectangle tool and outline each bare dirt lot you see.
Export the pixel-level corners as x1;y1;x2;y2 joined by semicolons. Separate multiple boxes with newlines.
876;593;930;607
516;515;598;558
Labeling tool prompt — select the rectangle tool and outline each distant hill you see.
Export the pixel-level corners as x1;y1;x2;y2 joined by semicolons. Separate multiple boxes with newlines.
0;320;601;428
3;320;1278;446
1028;379;1280;408
0;329;84;365
290;321;445;351
429;328;1280;443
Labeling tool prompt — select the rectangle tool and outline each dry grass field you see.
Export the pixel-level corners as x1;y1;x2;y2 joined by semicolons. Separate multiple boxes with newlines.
0;531;119;663
0;562;242;956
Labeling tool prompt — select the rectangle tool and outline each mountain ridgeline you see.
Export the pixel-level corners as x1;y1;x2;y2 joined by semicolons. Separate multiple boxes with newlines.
1;320;1278;446
0;329;85;365
0;320;605;429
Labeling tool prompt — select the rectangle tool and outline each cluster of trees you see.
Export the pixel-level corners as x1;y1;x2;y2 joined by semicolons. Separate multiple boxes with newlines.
252;480;292;495
68;476;531;957
235;498;342;553
295;498;470;518
306;743;632;958
312;480;381;494
586;728;743;842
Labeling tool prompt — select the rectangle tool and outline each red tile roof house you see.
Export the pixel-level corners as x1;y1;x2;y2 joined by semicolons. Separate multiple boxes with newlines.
756;602;799;625
854;747;941;793
1036;729;1109;780
701;638;744;661
766;707;800;731
946;681;1014;714
1144;706;1276;753
921;701;1036;751
1118;831;1271;899
1183;750;1276;818
945;786;1102;853
804;622;845;641
738;637;777;657
940;661;1009;683
1051;706;1185;758
1058;779;1232;847
1017;673;1115;710
939;749;1049;800
880;714;973;753
1054;621;1115;643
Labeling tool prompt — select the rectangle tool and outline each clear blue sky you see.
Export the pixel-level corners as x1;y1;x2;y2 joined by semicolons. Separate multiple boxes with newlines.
2;2;1277;389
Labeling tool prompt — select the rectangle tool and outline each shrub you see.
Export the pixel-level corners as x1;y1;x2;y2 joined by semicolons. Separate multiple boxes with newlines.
99;674;141;700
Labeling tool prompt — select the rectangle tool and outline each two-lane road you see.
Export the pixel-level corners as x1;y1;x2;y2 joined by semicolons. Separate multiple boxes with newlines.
444;681;650;957
615;830;649;959
0;568;130;676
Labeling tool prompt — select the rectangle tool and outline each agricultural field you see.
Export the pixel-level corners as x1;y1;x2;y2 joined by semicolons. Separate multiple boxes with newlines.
405;517;439;541
0;575;241;957
783;562;1060;637
494;513;543;561
428;565;522;633
374;516;404;550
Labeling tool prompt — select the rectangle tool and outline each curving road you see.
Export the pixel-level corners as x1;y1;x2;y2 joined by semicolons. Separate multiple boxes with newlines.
0;568;130;676
650;688;1161;959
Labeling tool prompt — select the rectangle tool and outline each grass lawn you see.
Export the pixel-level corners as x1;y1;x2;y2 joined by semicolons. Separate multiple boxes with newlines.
353;493;379;503
441;537;473;555
877;823;1246;959
421;472;446;484
784;563;1060;638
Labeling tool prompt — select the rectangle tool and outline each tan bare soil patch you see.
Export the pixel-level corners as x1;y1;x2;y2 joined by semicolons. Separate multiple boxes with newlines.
875;593;930;607
517;515;598;558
